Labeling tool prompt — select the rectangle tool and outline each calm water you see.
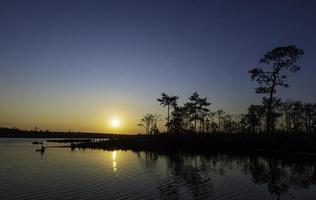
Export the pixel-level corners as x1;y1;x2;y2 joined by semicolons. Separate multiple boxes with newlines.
1;139;316;200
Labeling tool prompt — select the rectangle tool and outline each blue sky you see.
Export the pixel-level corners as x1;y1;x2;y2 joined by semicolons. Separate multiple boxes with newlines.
0;0;315;133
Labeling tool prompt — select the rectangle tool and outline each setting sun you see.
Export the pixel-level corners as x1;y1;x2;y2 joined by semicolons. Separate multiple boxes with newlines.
111;119;120;128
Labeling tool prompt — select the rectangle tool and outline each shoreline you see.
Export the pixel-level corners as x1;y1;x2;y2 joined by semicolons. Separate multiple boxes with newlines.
70;133;316;158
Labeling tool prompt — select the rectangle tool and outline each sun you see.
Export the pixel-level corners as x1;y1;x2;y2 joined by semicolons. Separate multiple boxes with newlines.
111;119;120;128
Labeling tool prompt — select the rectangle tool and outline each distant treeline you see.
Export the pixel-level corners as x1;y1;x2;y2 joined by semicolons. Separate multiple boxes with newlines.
0;127;113;138
139;45;316;134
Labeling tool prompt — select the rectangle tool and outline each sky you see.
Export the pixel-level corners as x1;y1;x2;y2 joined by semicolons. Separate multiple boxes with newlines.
0;0;315;133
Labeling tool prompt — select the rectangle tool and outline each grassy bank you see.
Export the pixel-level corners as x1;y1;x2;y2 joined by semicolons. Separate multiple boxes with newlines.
73;132;316;155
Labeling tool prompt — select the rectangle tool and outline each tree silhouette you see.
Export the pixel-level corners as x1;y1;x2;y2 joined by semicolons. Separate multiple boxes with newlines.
291;100;304;132
198;97;211;132
280;100;293;132
168;106;185;133
249;45;304;133
205;112;216;133
184;102;195;131
188;92;200;132
216;109;225;132
303;103;315;133
138;113;160;134
157;93;179;132
278;99;316;133
246;105;265;133
188;92;210;132
262;97;282;131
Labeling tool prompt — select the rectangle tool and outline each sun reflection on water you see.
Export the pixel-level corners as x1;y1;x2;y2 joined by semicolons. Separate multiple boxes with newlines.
112;151;117;172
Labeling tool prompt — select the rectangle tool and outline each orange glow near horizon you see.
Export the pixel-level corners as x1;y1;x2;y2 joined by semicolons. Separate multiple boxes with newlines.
0;92;165;134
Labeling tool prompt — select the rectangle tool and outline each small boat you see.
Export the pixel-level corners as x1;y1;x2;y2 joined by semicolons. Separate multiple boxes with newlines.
36;145;45;153
32;141;43;145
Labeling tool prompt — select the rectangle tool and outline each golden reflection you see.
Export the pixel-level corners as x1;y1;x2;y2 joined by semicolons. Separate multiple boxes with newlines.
112;151;117;172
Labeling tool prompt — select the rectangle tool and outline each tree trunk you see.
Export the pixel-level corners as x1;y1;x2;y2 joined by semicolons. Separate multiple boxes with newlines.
267;72;277;133
305;110;308;133
167;105;170;132
194;107;197;132
194;113;197;132
309;117;312;134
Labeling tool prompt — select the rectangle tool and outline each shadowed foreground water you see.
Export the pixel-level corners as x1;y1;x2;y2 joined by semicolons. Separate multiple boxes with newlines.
1;139;316;200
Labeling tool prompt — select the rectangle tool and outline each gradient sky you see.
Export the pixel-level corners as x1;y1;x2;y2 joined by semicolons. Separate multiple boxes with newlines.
0;0;315;133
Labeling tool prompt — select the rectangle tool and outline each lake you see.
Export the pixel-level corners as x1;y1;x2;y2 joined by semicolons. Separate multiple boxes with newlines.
1;138;316;200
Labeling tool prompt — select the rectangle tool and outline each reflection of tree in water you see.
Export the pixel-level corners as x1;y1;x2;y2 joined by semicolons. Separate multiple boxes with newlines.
136;151;159;169
138;152;214;199
165;154;213;199
244;158;289;200
138;152;316;200
243;157;316;200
